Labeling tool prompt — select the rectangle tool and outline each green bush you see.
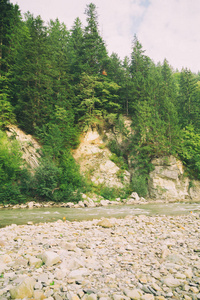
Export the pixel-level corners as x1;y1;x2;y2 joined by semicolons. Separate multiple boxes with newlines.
0;130;23;184
32;152;84;202
0;130;29;204
130;174;148;197
32;159;60;200
0;182;25;204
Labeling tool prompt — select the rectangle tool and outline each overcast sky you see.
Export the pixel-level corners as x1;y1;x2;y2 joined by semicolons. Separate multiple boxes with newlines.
11;0;200;73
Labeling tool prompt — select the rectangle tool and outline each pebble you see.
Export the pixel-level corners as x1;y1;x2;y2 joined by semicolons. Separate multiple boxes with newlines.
0;214;199;299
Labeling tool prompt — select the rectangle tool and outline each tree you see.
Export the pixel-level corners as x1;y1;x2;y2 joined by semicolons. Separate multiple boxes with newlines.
0;92;16;129
0;0;21;76
83;3;108;75
129;35;152;115
178;68;200;129
69;17;85;83
76;73;121;129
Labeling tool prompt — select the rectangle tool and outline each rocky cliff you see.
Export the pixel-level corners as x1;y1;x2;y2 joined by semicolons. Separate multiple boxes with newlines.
148;156;200;201
6;125;200;201
73;129;130;189
6;125;41;169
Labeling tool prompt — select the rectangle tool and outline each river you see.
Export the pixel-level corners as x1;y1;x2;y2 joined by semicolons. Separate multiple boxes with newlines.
1;202;200;228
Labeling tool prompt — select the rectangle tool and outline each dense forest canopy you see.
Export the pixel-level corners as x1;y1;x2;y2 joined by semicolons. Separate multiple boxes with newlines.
0;0;200;203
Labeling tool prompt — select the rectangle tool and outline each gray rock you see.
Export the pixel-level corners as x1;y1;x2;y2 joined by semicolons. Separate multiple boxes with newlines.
97;218;113;228
40;251;60;266
9;277;36;299
124;288;142;299
163;276;182;287
68;268;89;280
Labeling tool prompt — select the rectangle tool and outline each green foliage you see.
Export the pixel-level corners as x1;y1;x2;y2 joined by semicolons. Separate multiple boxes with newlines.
0;182;25;204
97;185;129;201
110;153;128;171
178;68;200;129
0;130;29;204
32;159;60;200
32;152;83;203
0;130;22;184
0;97;16;129
178;125;200;180
130;174;148;197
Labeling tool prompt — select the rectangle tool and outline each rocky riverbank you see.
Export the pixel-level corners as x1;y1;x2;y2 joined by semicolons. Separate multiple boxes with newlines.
0;213;200;300
0;192;149;210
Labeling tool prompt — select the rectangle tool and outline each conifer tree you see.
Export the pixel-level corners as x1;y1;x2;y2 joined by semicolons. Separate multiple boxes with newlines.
83;3;108;75
69;17;85;83
178;68;199;129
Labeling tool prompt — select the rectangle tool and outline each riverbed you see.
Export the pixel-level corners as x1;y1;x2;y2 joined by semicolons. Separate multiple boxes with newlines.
0;212;200;299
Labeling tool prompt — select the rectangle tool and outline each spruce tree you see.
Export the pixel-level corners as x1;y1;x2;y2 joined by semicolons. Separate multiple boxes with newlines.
83;3;108;75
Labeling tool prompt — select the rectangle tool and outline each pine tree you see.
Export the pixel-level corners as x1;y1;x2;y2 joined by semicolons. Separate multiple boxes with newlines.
83;3;108;75
69;17;85;83
178;68;199;129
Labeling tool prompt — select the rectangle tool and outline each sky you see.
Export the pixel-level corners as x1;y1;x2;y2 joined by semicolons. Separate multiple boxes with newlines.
11;0;200;73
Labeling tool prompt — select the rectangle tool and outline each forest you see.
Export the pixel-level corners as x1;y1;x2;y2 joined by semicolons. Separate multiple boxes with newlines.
0;0;200;204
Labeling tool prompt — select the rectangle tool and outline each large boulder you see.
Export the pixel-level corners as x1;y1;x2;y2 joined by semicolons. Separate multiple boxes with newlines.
10;277;36;299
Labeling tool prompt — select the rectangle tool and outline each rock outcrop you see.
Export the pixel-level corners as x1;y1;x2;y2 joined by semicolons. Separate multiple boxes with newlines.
6;125;41;169
73;129;130;189
148;155;200;201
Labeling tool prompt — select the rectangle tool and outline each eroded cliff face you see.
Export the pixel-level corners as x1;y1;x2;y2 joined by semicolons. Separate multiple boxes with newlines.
6;125;200;201
6;125;41;169
148;156;200;201
73;129;130;189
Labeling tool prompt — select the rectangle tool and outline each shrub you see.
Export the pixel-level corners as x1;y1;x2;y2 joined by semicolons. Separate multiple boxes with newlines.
0;130;28;204
0;182;25;204
130;174;148;197
32;159;60;200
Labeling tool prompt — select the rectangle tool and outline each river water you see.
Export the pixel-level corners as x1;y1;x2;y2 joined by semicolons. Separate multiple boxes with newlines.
0;202;200;228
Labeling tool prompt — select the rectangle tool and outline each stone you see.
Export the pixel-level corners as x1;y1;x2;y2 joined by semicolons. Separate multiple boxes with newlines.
0;240;6;247
10;277;36;299
78;201;85;208
37;273;49;283
27;201;34;209
141;295;155;300
190;286;199;293
184;268;193;279
100;200;110;206
68;257;85;269
124;288;142;299
67;291;80;300
84;294;97;300
165;254;183;264
62;242;76;251
68;268;89;280
113;295;128;300
40;251;61;266
129;192;140;201
33;290;46;300
14;257;28;267
97;218;113;228
0;254;12;264
29;256;43;268
163;276;182;287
